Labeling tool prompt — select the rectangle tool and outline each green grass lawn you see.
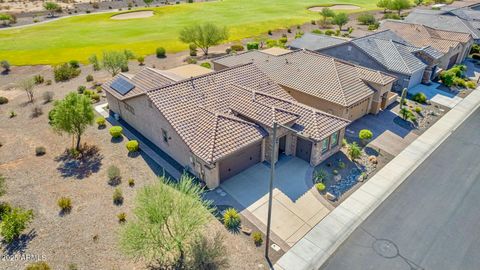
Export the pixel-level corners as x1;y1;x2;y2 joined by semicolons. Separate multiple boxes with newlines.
0;0;377;66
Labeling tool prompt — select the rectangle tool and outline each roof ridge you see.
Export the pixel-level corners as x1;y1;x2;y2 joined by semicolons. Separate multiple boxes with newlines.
391;40;414;74
207;113;221;163
330;58;348;106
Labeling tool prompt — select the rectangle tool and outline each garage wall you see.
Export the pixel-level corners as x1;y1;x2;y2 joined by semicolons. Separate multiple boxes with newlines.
218;141;262;182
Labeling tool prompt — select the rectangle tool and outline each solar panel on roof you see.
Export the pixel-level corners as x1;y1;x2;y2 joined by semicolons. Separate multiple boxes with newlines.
110;77;135;95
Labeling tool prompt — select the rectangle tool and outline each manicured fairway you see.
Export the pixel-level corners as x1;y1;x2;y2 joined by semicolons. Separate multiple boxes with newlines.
0;0;376;65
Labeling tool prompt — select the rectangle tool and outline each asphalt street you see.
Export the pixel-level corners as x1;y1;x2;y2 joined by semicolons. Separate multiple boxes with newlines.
320;108;480;270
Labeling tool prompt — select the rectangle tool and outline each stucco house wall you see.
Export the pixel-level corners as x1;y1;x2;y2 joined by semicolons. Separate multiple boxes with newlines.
105;92;220;187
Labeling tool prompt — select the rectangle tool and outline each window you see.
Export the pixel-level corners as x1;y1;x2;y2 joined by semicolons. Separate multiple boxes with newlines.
162;129;168;144
124;103;135;114
322;138;329;153
331;131;339;147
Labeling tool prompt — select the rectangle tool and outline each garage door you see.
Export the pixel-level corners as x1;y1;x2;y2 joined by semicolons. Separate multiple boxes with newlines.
349;98;370;121
219;142;262;182
296;138;312;163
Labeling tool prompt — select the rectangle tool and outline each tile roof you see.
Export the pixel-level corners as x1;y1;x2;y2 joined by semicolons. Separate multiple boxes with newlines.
289;33;349;51
405;12;480;39
102;67;175;100
381;20;473;54
351;31;430;75
146;63;349;163
213;49;395;107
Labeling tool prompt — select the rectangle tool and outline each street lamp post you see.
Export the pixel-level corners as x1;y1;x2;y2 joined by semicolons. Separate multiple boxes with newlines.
264;122;312;261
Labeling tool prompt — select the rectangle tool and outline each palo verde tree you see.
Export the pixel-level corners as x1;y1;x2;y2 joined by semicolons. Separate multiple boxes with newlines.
18;78;36;103
388;0;410;15
119;174;213;269
332;12;349;31
50;92;94;151
376;0;391;13
143;0;153;6
179;22;229;56
319;7;335;26
102;51;128;76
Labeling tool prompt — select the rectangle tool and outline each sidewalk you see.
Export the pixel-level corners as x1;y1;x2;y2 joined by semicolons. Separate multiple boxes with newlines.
274;89;480;270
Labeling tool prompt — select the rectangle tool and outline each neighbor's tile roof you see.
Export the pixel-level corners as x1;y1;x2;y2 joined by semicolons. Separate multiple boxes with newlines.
405;12;480;39
289;33;349;51
102;67;175;100
381;21;472;54
146;63;349;163
352;31;430;75
213;49;395;107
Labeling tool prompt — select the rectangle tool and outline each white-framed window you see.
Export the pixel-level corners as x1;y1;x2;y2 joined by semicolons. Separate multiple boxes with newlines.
322;138;329;153
331;131;339;147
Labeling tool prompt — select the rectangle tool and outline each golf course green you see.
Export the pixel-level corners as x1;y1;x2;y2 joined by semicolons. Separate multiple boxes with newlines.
0;0;377;65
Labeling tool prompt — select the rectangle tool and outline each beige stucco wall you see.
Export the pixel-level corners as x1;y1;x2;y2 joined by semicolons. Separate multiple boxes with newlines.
310;128;345;166
105;92;220;188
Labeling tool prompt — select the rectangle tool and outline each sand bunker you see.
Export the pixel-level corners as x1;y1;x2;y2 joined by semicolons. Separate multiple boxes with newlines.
308;5;361;12
111;10;153;20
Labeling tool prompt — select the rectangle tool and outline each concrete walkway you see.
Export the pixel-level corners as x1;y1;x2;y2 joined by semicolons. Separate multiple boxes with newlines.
410;82;463;109
275;89;480;270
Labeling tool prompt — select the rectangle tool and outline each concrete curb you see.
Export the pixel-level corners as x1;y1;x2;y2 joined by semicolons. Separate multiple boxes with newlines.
274;89;480;270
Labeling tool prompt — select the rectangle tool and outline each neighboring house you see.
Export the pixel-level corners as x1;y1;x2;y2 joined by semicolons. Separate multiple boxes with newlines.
300;30;444;91
290;32;349;51
212;49;397;121
380;20;474;70
103;63;349;188
404;10;480;42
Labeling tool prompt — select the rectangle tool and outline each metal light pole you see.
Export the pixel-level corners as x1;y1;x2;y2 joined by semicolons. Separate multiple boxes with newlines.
265;122;312;261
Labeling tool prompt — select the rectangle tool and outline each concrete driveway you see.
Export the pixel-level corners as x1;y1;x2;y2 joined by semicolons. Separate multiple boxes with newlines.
221;156;332;247
346;107;418;156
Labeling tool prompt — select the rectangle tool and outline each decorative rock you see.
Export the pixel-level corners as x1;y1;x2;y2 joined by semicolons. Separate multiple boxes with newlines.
241;226;252;235
369;156;378;164
334;174;342;182
326;192;336;201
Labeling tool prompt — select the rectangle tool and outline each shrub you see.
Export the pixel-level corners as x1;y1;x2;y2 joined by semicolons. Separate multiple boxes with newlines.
247;42;259;50
0;96;8;104
415;106;422;113
69;60;80;68
96;117;106;127
357;13;376;25
43;91;54;103
311;29;323;35
383;13;401;20
0;207;34;243
109;126;123;138
0;60;10;72
287;28;291;33
77;85;86;94
57;197;72;213
117;212;126;223
128;178;135;187
325;30;335;36
124;49;136;60
295;31;304;38
126;140;139;152
223;208;241;229
315;182;326;192
368;23;380;31
186;57;197;64
91;93;100;102
230;44;244;52
107;165;121;184
10;111;16;118
156;47;166;58
342;138;347;147
440;70;456;87
332;169;339;175
113;188;123;205
472;53;480;60
453;77;467;88
279;37;288;44
314;169;327;182
268;29;272;35
86;74;94;82
338;161;346;169
311;20;316;25
348;142;362;160
358;129;373;140
31;106;43;118
137;56;145;65
252;231;263;246
200;62;211;69
412;92;427;104
25;261;51;270
189;43;197;56
466;81;477;89
46;79;52;85
35;146;46;156
33;75;44;84
471;44;480;54
266;39;278;48
54;63;80;82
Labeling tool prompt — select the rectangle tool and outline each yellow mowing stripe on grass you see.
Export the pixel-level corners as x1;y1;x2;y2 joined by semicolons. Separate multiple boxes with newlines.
0;0;377;66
